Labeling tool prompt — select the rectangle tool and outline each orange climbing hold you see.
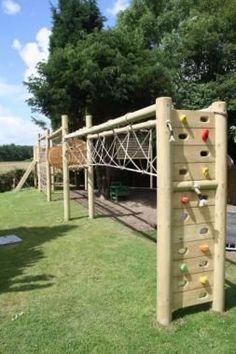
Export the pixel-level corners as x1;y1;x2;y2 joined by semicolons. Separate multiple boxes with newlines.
201;128;209;141
181;196;190;204
199;244;209;252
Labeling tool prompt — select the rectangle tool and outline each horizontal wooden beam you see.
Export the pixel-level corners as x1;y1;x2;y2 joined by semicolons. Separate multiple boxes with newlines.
88;119;156;139
65;104;156;140
49;127;62;140
173;180;218;191
38;133;47;141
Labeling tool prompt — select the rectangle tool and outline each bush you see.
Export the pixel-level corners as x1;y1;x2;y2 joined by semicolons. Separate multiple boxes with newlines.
0;169;34;192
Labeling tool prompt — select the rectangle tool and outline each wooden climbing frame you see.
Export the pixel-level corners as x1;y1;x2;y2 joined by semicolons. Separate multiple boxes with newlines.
32;97;227;326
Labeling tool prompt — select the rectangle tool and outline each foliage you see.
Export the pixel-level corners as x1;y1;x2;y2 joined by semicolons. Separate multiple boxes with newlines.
118;0;236;109
26;0;236;137
26;0;105;130
0;169;34;192
25;0;172;130
0;189;236;353
0;144;33;162
50;0;104;50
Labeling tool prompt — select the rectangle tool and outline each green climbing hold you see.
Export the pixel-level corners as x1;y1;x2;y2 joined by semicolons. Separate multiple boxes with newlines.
179;263;188;272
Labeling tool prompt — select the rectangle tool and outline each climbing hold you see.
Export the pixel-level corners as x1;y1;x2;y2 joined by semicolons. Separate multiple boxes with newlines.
199;244;209;252
198;194;207;207
202;167;209;178
166;120;175;142
199;199;207;207
201;129;209;142
199;275;208;285
180;114;187;124
179;263;188;273
181;196;190;204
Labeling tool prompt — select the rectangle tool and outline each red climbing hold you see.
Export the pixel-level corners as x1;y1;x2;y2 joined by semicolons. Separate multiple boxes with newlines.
201;129;209;141
181;196;190;204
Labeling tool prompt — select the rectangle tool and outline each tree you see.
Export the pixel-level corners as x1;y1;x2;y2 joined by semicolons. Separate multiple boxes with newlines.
0;144;33;161
50;0;104;50
26;0;172;131
119;0;236;109
26;0;105;130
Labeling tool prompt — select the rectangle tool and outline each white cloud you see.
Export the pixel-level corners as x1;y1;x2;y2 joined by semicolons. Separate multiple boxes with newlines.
0;82;46;145
2;0;21;15
12;27;51;80
0;80;23;98
0;112;43;145
0;78;30;106
107;0;129;17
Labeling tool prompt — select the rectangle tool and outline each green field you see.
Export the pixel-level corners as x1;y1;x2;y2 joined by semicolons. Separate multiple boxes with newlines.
0;161;31;174
0;189;236;354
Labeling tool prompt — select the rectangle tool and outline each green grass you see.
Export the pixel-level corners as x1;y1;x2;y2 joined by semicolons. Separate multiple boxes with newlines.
0;189;236;354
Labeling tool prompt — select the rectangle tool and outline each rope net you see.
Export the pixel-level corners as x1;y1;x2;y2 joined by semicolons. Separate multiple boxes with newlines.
90;127;157;176
64;126;157;176
66;139;87;170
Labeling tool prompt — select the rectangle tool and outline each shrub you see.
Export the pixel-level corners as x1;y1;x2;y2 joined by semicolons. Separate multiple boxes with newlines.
0;169;34;192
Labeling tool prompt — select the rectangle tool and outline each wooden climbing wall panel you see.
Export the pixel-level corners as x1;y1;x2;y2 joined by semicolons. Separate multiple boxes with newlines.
172;110;215;310
157;98;227;325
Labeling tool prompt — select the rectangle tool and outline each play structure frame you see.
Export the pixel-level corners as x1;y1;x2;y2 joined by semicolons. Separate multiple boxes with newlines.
17;97;227;325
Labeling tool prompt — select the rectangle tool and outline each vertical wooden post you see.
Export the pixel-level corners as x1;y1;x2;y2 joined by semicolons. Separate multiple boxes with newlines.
86;114;94;219
46;129;52;202
62;115;70;222
84;168;88;191
150;129;153;189
156;97;173;325
51;166;55;192
50;138;55;192
37;133;41;191
33;146;37;188
212;101;227;312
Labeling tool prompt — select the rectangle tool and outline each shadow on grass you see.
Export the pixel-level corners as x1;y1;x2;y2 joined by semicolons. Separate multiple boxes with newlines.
0;224;77;294
72;189;157;243
173;302;211;321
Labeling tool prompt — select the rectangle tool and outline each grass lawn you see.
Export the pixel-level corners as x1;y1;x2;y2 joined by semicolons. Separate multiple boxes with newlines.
0;189;236;354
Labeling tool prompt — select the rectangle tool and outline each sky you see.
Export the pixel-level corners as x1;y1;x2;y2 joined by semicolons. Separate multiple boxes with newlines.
0;0;130;146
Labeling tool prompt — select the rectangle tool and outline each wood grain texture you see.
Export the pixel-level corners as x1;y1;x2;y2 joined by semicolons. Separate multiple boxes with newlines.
173;270;213;293
173;128;215;145
173;145;215;163
173;239;214;260
172;110;215;128
173;190;215;208
173;162;215;181
173;256;214;276
173;206;215;226
156;97;173;325
172;223;215;243
173;286;213;310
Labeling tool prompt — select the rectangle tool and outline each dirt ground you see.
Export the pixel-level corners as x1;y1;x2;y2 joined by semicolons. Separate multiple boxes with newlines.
71;188;236;262
71;188;156;232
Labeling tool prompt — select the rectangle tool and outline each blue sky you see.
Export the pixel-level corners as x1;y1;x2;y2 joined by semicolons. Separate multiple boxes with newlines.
0;0;130;145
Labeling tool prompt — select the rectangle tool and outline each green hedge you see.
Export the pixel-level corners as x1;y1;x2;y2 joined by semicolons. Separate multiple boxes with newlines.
0;169;34;193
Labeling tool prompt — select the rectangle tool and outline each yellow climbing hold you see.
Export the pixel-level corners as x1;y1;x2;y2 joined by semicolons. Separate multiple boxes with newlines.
200;275;208;285
180;114;187;124
202;167;209;178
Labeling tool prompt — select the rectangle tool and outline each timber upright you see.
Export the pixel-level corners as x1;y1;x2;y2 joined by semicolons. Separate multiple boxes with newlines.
156;97;227;325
